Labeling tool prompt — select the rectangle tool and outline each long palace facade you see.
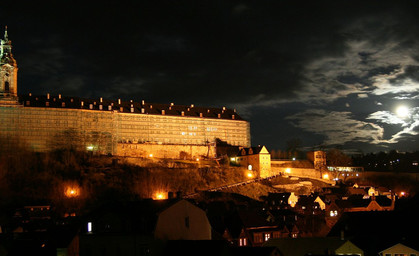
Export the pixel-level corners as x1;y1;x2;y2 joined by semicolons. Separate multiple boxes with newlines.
0;28;250;158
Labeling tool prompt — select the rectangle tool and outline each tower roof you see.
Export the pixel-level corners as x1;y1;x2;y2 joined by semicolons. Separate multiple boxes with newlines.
1;25;16;66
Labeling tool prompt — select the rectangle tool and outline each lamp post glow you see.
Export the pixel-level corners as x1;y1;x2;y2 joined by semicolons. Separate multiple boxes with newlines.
65;186;80;198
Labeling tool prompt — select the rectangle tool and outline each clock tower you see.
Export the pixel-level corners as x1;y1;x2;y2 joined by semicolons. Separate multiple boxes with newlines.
0;26;18;103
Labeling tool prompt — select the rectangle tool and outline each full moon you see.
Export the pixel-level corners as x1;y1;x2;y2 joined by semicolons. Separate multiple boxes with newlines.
396;105;409;118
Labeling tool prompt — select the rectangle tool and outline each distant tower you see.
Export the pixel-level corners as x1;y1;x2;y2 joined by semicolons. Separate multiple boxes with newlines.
0;26;18;102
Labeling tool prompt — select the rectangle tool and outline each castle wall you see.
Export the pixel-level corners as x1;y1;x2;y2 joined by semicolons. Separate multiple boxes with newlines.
117;143;216;159
0;103;249;157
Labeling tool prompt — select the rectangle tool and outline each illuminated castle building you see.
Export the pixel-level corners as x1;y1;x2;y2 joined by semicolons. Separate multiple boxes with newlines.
0;28;251;158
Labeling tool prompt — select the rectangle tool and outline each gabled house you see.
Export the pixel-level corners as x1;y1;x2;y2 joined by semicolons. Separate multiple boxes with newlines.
234;146;272;178
154;199;212;240
223;208;300;247
379;243;419;256
79;199;212;255
264;237;364;256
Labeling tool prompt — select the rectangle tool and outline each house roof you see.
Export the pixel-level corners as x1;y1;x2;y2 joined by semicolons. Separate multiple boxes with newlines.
328;210;419;256
238;146;269;156
263;237;349;256
84;199;194;235
18;94;245;121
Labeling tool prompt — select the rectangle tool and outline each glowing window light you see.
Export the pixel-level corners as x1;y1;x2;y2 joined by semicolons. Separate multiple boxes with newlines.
87;222;92;233
86;145;94;151
247;172;253;178
149;154;153;158
248;165;252;171
323;174;329;179
285;168;291;174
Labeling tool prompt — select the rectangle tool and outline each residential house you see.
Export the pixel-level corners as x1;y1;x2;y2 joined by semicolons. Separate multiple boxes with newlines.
223;209;299;247
79;199;212;255
154;199;212;240
379;243;419;256
264;237;364;256
328;210;419;256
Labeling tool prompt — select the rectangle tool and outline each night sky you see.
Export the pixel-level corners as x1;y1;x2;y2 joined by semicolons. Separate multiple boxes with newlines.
1;0;419;154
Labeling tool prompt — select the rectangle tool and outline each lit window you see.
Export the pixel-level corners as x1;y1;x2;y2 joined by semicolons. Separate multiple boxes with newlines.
87;222;92;233
264;233;270;241
248;165;252;171
330;210;338;217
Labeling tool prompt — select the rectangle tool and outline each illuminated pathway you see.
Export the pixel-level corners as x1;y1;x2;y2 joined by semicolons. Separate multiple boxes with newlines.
183;174;282;198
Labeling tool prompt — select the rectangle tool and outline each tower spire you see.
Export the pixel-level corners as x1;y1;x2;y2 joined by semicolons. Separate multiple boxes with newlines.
4;26;8;41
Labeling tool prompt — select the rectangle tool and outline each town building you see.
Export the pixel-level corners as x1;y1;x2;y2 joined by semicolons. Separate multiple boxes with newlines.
0;28;250;158
232;146;272;178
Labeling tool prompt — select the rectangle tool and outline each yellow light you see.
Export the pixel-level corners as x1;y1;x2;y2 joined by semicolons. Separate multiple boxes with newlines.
149;154;153;158
247;172;253;178
65;186;80;198
154;192;165;200
285;168;291;174
231;157;236;161
86;145;94;151
196;158;200;161
400;191;406;196
323;174;329;179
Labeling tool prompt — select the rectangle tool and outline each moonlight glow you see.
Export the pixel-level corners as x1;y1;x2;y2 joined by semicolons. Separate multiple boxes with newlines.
396;106;410;118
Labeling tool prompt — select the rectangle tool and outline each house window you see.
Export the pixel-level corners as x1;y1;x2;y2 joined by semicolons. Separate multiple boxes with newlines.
330;210;338;217
264;233;271;241
4;81;9;92
254;233;263;243
239;238;247;246
87;222;92;233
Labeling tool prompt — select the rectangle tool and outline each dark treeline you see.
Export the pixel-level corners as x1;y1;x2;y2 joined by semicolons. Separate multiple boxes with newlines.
352;150;419;172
